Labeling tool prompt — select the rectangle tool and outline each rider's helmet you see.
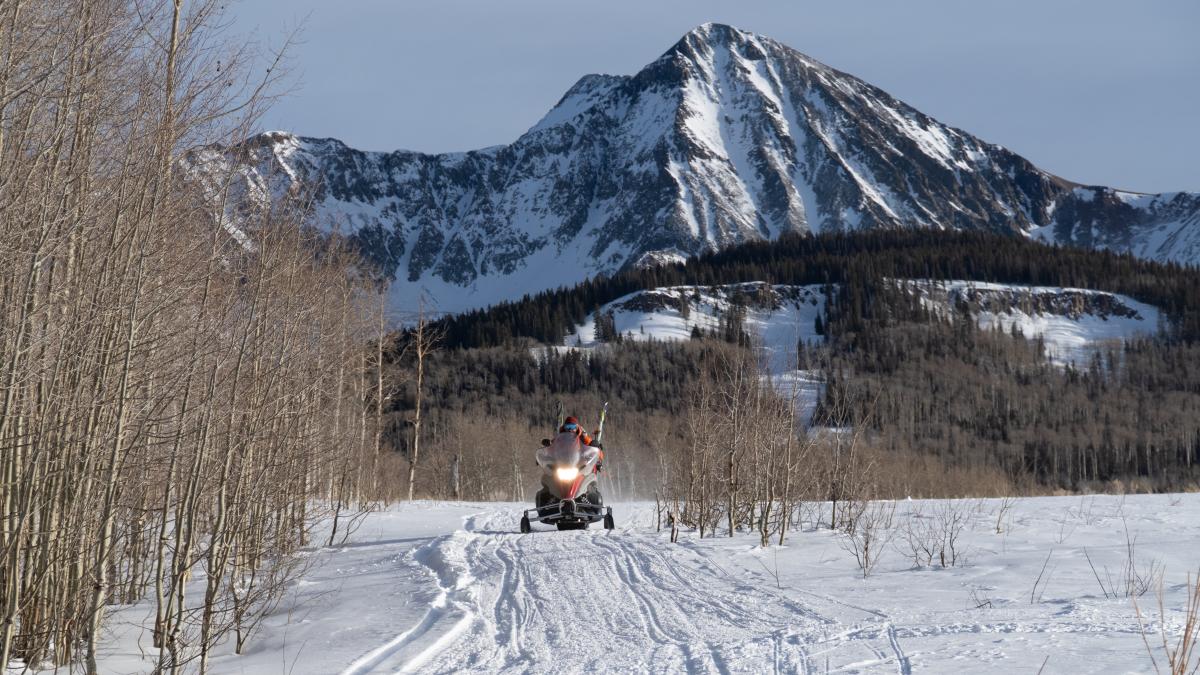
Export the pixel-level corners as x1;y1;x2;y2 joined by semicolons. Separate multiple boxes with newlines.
562;416;579;432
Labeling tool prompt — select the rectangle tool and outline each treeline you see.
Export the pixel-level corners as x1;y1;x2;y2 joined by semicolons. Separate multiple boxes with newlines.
392;340;715;420
384;332;1018;505
0;3;387;673
816;278;1200;491
382;340;722;501
386;268;1200;502
435;229;1200;349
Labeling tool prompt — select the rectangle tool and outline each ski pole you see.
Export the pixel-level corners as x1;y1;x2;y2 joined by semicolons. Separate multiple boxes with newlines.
595;401;609;443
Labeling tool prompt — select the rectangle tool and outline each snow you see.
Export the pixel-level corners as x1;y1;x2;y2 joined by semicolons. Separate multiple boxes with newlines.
1073;187;1098;203
390;216;622;316
875;104;964;172
528;74;625;133
82;495;1200;674
631;248;689;269
675;46;771;246
554;279;1163;425
1029;190;1200;267
562;283;825;351
1126;206;1200;266
768;370;825;424
560;284;828;421
666;159;705;239
806;111;902;222
911;280;1162;367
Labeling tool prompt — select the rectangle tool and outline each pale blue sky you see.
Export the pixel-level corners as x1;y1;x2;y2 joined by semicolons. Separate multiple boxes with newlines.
231;0;1198;193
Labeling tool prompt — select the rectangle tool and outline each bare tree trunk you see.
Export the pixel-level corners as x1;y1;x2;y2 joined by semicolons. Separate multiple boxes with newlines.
407;300;440;501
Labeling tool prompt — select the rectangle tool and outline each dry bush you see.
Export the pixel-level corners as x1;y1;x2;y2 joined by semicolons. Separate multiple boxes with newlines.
935;502;971;567
840;500;896;578
899;505;939;568
1084;518;1165;600
897;500;971;569
994;496;1017;534
1029;548;1055;605
1136;571;1200;675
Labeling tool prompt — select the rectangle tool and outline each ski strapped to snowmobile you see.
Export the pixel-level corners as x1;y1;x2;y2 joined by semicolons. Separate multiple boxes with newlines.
520;402;614;533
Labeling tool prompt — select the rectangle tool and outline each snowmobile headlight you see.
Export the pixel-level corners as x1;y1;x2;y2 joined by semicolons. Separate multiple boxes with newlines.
555;466;580;482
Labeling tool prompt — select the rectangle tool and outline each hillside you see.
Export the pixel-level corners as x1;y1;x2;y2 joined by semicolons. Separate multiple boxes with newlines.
380;231;1200;496
545;279;1161;429
433;229;1200;350
560;280;1160;369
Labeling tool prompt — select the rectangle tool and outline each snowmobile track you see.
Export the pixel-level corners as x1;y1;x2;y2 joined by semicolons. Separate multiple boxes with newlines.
340;506;910;674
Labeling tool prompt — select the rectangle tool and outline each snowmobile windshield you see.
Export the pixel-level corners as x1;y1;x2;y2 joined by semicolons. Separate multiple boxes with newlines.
543;432;582;469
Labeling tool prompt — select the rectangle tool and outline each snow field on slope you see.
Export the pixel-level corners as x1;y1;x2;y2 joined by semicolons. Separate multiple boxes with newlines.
85;495;1200;674
563;280;1161;369
560;283;827;422
911;280;1162;367
563;283;825;355
554;280;1162;428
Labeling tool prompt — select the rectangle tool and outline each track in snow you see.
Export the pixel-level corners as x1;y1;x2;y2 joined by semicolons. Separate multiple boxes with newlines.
340;505;911;674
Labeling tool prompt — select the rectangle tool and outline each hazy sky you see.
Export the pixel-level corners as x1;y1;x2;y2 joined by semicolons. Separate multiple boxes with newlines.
230;0;1198;193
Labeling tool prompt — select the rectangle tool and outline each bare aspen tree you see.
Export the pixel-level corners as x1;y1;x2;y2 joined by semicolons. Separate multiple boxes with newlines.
372;287;391;495
406;298;442;501
654;337;816;545
716;347;754;537
0;1;389;672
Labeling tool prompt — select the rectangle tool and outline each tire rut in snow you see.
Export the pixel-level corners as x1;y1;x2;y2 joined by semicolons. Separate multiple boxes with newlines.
338;531;479;675
406;509;838;673
354;507;901;674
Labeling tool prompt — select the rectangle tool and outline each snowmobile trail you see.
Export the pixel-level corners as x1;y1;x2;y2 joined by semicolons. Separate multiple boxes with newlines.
342;505;912;674
85;496;1200;673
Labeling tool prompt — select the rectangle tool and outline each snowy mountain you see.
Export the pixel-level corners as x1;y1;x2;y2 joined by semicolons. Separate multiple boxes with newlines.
188;23;1200;312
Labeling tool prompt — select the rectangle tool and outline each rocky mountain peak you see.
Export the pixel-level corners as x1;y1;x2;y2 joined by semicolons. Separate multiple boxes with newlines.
192;25;1200;314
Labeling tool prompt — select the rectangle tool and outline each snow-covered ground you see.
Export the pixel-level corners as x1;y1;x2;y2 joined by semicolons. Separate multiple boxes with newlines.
88;495;1200;674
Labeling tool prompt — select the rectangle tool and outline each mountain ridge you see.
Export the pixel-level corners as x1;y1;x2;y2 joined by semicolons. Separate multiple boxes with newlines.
186;22;1200;312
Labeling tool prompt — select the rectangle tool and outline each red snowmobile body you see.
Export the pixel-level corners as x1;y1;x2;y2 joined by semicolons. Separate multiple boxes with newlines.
520;432;613;532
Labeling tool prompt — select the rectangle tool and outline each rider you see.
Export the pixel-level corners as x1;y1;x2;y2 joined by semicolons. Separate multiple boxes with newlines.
560;416;604;466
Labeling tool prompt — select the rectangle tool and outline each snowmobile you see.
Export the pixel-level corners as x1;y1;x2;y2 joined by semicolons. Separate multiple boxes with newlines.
520;430;614;532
